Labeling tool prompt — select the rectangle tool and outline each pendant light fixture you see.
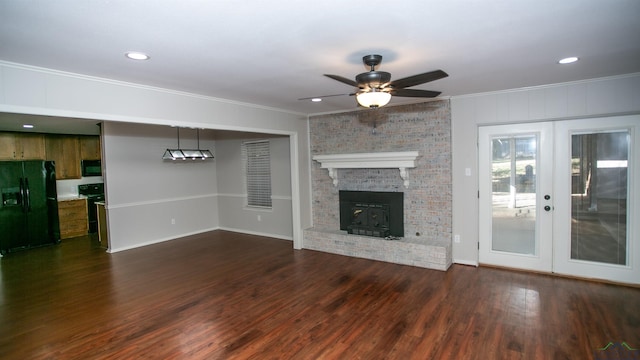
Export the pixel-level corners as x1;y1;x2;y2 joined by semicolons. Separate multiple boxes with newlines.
163;127;214;160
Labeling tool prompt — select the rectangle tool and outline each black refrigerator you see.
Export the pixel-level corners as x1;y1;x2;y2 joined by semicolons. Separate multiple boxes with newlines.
0;160;60;254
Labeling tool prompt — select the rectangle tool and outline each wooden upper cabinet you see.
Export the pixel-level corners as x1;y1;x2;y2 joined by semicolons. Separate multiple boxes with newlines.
16;133;46;160
0;132;46;160
79;136;101;160
0;132;97;179
0;133;17;160
46;135;81;179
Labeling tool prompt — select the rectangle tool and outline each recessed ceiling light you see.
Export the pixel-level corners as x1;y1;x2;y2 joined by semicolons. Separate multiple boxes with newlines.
23;124;34;129
558;57;578;64
125;51;150;60
311;98;322;102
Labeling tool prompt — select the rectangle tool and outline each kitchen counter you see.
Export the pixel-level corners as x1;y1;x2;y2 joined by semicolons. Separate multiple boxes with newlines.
57;195;88;201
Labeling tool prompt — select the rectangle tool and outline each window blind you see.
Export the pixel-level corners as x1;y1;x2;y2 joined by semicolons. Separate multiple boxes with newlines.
242;140;272;208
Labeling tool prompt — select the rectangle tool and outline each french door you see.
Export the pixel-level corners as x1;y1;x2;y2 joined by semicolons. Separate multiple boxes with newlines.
479;122;554;272
479;115;639;284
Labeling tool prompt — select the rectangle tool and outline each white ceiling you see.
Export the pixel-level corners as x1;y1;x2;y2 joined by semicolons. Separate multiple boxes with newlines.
1;0;639;133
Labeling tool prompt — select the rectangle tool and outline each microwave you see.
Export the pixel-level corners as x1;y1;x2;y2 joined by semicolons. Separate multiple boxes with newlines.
81;160;102;177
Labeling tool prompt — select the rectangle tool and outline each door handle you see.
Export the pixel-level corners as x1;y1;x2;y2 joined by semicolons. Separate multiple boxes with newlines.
19;178;26;213
25;178;31;212
544;205;552;211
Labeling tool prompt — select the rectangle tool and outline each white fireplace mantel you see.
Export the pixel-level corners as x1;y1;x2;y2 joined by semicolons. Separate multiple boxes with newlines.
312;151;419;188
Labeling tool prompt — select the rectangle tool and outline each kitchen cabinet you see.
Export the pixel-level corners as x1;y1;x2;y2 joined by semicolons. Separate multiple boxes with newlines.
0;133;13;159
80;136;101;160
58;198;88;239
0;133;17;159
46;135;81;179
1;133;98;178
19;134;46;160
0;132;46;160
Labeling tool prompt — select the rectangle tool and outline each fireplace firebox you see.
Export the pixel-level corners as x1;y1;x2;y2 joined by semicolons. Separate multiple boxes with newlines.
339;191;404;238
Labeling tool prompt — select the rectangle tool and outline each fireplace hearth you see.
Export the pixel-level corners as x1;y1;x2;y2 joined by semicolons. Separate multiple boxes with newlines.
339;191;404;238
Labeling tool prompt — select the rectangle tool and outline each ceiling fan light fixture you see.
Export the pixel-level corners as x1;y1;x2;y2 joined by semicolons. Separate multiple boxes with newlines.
356;90;391;108
323;55;447;106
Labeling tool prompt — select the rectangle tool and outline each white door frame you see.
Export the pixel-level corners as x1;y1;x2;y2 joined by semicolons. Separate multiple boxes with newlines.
479;115;640;285
552;115;639;285
478;122;554;272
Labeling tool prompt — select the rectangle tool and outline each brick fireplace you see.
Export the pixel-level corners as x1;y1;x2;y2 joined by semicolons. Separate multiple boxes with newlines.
303;101;452;271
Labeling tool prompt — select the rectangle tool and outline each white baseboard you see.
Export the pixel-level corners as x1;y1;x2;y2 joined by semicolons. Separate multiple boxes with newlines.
107;227;219;253
453;259;479;267
107;227;292;253
217;227;293;241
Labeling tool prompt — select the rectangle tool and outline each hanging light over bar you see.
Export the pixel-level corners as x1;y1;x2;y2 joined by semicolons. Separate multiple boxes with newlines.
162;127;214;160
162;148;214;160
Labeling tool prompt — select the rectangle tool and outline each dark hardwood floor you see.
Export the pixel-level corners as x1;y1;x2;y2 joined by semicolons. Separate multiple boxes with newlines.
1;231;639;359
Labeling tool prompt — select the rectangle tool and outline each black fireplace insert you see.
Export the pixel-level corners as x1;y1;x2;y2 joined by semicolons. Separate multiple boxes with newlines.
339;191;404;238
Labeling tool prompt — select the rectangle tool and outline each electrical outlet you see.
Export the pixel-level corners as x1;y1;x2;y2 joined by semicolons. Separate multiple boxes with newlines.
257;215;262;222
171;218;176;225
454;234;461;243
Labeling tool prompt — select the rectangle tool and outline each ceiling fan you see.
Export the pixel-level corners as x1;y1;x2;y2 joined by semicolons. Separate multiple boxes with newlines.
306;55;448;108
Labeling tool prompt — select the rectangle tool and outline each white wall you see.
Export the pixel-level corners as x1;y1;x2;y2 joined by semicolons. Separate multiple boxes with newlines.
451;73;640;265
102;123;218;251
216;134;293;240
0;61;311;250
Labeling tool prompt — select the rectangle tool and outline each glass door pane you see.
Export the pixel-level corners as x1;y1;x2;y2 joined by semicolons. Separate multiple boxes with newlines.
491;135;538;255
570;131;629;265
479;122;553;272
553;115;638;285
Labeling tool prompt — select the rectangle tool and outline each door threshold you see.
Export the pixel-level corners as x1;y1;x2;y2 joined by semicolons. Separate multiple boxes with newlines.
478;263;640;288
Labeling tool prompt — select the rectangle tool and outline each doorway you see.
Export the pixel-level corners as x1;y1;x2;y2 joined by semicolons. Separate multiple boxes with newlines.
478;115;639;284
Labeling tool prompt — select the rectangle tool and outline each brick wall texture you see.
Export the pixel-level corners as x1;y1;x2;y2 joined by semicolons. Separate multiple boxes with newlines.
305;100;452;269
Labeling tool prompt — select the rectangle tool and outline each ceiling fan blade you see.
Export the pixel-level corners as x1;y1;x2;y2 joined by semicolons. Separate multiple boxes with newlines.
298;93;350;100
389;88;442;98
324;74;358;87
387;70;448;89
